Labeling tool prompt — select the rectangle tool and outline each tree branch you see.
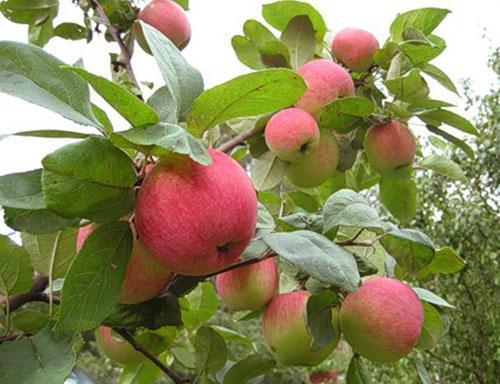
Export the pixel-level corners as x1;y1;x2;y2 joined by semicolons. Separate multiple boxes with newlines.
203;249;276;278
216;127;257;153
114;328;188;384
90;0;141;95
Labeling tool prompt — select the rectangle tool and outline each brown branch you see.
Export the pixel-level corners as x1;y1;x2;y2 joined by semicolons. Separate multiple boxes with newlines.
0;333;25;343
114;328;188;384
1;275;60;314
90;0;141;95
203;249;276;278
335;228;365;246
216;127;257;153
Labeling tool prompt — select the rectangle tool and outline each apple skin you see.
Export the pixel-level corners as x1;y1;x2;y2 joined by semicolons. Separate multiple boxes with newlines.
77;224;171;305
95;326;145;365
215;258;278;311
265;108;320;162
309;370;339;383
364;120;416;173
286;130;339;188
135;149;258;276
262;290;340;366
340;277;424;363
294;59;355;114
331;28;379;72
135;0;191;52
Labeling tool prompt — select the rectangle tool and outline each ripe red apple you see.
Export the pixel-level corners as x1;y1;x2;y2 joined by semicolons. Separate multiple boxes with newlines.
95;326;145;365
134;0;191;52
77;224;171;305
364;120;416;173
309;370;339;384
262;290;340;366
135;150;257;276
340;277;424;363
331;28;379;72
294;59;355;114
286;129;339;188
264;108;320;162
215;258;278;311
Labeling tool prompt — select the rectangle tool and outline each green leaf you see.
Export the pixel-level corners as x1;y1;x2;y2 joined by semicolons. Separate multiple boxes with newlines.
231;35;265;70
63;66;159;128
319;97;374;133
288;191;320;213
114;123;211;165
41;137;136;222
264;230;360;292
379;168;417;224
0;169;45;209
3;207;79;234
408;99;454;112
56;221;133;331
212;326;254;348
141;22;204;121
173;0;189;10
322;189;384;233
53;23;87;40
12;130;90;139
415;361;432;384
399;33;445;64
416;302;446;350
418;155;467;182
306;290;337;351
280;15;316;69
0;327;80;384
380;229;435;275
425;124;474;158
251;152;289;191
120;360;161;384
0;0;58;25
256;202;276;232
28;19;54;47
374;41;400;68
11;309;50;333
187;69;306;137
420;63;458;94
262;0;326;42
223;354;276;384
105;293;182;330
195;326;228;374
244;19;277;46
147;86;178;123
384;68;425;101
259;40;291;68
390;8;451;42
413;287;454;308
346;355;370;384
415;247;465;280
182;282;218;329
21;228;78;278
0;41;99;127
419;109;479;136
0;235;32;297
92;104;113;135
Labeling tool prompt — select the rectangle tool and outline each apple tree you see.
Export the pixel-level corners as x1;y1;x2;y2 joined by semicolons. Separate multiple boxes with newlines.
0;1;476;383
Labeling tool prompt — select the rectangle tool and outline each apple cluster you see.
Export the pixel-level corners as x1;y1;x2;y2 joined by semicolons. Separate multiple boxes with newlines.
90;1;423;370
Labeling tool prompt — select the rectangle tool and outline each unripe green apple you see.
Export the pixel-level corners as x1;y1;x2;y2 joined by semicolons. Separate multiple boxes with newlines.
95;326;145;365
364;120;416;173
77;224;171;305
340;277;424;363
331;28;379;72
262;290;340;366
135;150;257;276
215;258;278;311
134;0;191;52
265;108;320;162
286;130;339;188
295;59;355;114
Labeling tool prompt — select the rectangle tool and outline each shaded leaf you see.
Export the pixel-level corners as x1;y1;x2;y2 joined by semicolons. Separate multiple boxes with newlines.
390;8;450;42
195;326;228;374
413;287;454;308
3;207;79;234
416;302;446;350
415;247;465;280
379;168;418;224
0;169;45;209
251;152;289;191
280;15;316;69
0;235;32;297
306;290;337;351
418;155;467;182
223;354;276;384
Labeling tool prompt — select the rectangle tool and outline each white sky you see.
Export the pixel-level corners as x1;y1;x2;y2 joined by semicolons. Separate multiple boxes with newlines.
1;0;499;235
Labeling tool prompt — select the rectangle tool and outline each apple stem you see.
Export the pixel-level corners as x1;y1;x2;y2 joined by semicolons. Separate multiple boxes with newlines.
114;328;188;384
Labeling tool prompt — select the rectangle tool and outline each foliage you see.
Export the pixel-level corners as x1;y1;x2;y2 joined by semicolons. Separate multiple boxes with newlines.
0;1;482;383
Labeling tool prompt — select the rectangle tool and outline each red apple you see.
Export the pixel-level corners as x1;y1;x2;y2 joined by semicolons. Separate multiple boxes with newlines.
340;277;424;363
215;258;278;311
95;326;145;365
135;0;191;51
309;370;339;383
77;224;171;304
262;290;340;366
295;59;355;114
364;120;416;173
135;150;257;276
331;28;379;71
265;108;320;162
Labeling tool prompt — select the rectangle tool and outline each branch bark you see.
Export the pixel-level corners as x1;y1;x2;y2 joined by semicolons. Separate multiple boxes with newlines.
114;328;188;384
216;127;257;153
90;0;141;95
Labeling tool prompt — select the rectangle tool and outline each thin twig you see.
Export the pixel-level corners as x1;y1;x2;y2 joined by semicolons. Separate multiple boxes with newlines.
0;333;25;343
202;249;276;278
114;328;188;384
216;127;257;153
90;0;141;94
335;232;385;247
335;228;365;246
